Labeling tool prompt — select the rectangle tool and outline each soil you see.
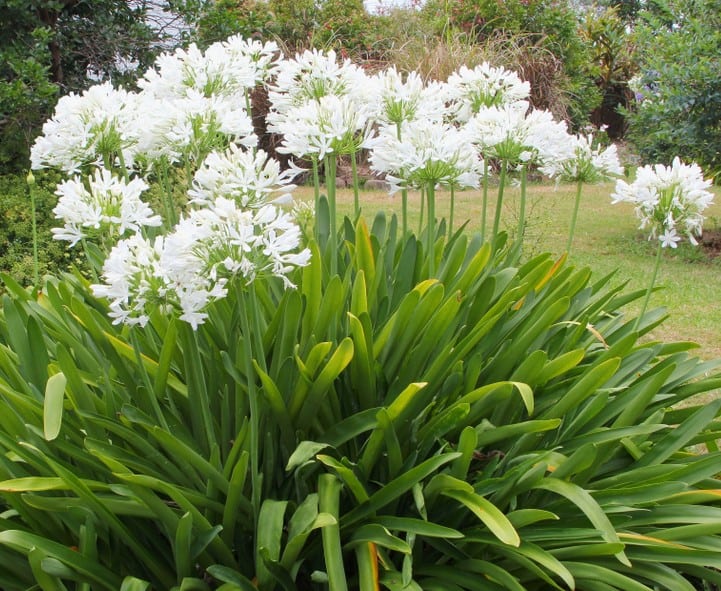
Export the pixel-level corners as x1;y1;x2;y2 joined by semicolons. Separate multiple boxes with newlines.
700;229;721;258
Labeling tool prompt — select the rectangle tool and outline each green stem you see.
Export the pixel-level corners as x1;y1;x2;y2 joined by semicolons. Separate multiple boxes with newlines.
449;184;456;240
27;172;39;286
325;154;338;277
351;151;360;219
567;179;584;256
396;123;408;237
427;182;436;277
80;238;100;284
319;474;349;591
159;160;177;228
481;159;489;243
635;240;664;332
491;160;508;246
238;285;262;522
130;329;170;432
179;323;216;456
312;157;321;244
517;163;527;243
419;186;425;235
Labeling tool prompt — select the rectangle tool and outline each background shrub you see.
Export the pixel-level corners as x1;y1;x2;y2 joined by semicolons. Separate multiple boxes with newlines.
625;0;721;176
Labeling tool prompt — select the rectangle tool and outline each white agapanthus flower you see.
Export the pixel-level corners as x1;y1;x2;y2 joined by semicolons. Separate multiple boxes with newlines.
214;35;280;87
465;101;572;166
30;82;140;173
611;157;714;247
52;168;160;247
371;67;447;127
139;39;263;100
540;133;623;182
369;119;482;192
189;146;302;208
91;233;178;328
134;90;257;165
274;94;375;160
447;63;531;123
93;198;311;329
267;48;370;116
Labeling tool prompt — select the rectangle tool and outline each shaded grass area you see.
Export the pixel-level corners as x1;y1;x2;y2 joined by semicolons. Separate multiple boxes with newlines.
298;181;721;360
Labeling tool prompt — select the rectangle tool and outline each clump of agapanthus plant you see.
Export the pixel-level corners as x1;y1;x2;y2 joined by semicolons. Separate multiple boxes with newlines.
611;156;714;327
540;132;624;255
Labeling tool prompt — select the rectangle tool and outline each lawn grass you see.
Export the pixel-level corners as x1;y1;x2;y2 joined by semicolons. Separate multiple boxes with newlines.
297;180;721;360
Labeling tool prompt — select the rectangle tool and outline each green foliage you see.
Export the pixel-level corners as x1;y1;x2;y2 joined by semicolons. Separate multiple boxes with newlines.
625;0;721;175
0;26;58;170
0;172;77;285
580;6;635;138
1;208;721;588
195;0;383;58
0;1;180;171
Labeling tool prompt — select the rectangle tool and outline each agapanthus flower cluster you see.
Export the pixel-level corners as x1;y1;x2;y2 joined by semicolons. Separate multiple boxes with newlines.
541;133;623;182
32;37;277;174
30;83;139;174
466;101;571;167
93;199;310;328
274;94;375;160
52;168;161;247
189;146;301;208
267;48;368;115
447;63;531;123
370;119;482;192
611;157;714;248
371;67;447;127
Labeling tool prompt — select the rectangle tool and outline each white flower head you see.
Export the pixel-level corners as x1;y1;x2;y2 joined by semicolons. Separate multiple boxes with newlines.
371;67;448;126
274;94;375;160
369;119;482;192
267;48;371;116
466;102;571;166
134;90;257;166
447;63;530;123
541;133;624;182
52;168;160;247
611;157;714;245
31;82;140;174
91;234;173;327
189;146;300;208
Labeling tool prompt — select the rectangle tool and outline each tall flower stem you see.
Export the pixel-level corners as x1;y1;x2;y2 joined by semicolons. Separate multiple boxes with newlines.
517;163;527;243
396;123;408;236
26;171;39;286
179;323;216;456
418;186;425;235
238;284;263;523
312;158;321;243
491;160;508;245
158;160;177;228
635;241;663;332
567;179;584;256
449;185;456;239
481;159;489;243
426;182;436;277
350;151;360;219
325;154;338;276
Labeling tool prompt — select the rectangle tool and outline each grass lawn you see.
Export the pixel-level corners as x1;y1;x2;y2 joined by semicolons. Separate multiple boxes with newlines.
297;180;721;360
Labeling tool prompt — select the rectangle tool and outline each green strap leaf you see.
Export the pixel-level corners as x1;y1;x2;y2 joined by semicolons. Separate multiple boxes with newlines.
441;487;520;547
43;372;67;441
